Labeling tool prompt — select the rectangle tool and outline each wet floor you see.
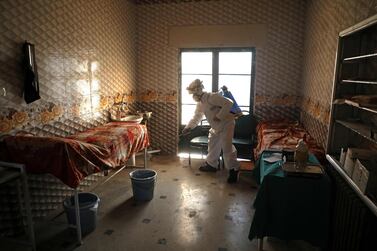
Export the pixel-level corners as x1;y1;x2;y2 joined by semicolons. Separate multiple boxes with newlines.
3;155;320;251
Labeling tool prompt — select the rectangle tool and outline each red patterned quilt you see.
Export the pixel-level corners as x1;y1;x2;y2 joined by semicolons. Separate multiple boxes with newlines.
0;122;149;188
254;120;325;163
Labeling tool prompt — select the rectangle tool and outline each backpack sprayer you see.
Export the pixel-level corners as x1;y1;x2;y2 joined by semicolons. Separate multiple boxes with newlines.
219;85;243;118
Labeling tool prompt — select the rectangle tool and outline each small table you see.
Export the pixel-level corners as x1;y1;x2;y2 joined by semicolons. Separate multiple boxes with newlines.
249;150;331;250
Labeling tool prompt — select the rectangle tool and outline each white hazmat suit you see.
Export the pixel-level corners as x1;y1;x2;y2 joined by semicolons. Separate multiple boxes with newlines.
183;80;240;173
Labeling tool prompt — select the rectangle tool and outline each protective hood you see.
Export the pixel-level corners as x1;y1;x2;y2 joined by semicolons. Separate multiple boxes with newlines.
186;79;204;95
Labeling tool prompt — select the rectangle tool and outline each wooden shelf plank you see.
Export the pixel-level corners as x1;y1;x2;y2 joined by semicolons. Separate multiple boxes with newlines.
326;154;377;217
356;106;377;114
336;120;377;144
342;79;377;85
343;53;377;62
334;99;377;115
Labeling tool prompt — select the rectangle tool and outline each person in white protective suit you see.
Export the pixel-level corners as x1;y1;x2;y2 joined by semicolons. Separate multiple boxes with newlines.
182;79;240;183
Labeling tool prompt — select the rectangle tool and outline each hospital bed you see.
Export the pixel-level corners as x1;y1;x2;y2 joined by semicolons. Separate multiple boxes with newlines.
254;120;325;162
0;122;150;245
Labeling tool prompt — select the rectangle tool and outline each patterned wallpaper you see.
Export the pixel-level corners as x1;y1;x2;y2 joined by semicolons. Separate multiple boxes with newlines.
134;0;218;4
135;0;306;154
0;0;137;137
0;0;137;235
300;0;377;148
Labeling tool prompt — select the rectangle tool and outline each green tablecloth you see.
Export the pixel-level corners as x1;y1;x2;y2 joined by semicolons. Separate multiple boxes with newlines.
249;150;331;249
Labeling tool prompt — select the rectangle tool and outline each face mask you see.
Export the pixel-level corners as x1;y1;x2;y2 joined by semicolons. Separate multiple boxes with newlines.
192;93;201;102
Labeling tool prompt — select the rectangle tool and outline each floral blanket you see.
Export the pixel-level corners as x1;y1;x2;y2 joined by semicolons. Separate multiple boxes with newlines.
254;120;325;163
1;122;149;188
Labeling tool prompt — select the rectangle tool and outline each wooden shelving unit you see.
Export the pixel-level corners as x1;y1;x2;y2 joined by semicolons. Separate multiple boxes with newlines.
333;99;377;114
343;52;377;62
342;79;377;85
336;120;377;144
327;14;377;213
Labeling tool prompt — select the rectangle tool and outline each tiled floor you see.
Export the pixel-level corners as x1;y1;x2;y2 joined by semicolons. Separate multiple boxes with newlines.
3;155;320;251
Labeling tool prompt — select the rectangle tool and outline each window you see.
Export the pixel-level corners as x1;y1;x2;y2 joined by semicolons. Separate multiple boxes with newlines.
180;48;255;125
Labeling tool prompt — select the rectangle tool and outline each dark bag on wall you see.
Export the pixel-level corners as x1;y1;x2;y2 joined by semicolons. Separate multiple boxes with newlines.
23;42;41;104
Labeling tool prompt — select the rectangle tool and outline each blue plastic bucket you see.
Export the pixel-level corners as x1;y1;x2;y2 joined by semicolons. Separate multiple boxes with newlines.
129;169;157;201
63;192;100;235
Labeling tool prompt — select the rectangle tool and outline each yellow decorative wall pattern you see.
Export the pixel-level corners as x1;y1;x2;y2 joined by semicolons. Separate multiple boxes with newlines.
137;89;177;103
300;98;330;125
255;95;299;107
0;92;136;134
0;118;13;133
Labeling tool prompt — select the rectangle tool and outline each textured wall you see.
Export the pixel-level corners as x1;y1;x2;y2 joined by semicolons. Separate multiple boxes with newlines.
0;0;137;136
300;0;377;148
135;0;307;154
0;0;136;235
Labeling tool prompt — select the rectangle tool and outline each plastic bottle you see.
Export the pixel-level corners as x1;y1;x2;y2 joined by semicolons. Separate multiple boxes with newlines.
295;139;308;169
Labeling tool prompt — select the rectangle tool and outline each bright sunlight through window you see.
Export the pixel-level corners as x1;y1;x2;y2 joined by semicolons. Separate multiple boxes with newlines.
180;49;254;125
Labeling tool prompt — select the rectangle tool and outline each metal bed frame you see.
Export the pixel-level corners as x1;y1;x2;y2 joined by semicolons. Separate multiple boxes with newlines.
0;161;36;251
0;147;148;249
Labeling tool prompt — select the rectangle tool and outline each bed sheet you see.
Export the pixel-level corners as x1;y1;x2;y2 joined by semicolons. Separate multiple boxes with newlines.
254;120;325;163
67;122;149;167
0;122;149;188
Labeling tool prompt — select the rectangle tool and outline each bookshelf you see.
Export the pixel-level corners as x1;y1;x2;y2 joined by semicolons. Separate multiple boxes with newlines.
327;14;377;215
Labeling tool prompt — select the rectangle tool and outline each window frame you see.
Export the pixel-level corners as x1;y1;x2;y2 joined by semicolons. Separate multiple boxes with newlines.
179;47;256;126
